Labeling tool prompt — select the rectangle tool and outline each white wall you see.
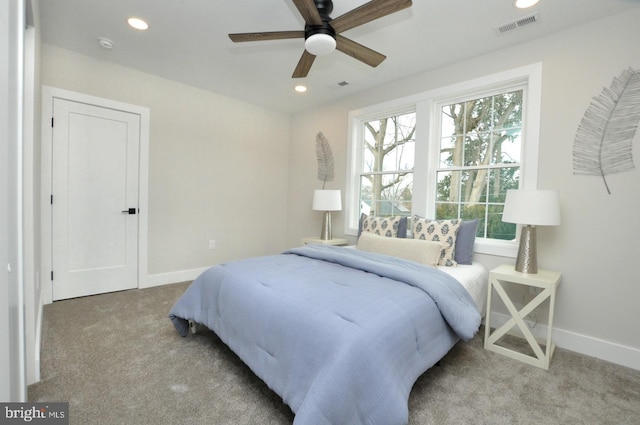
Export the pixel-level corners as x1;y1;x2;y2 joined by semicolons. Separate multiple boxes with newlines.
40;46;292;279
287;9;640;368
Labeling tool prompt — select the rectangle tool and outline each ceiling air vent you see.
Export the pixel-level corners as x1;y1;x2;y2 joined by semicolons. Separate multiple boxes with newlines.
495;13;539;34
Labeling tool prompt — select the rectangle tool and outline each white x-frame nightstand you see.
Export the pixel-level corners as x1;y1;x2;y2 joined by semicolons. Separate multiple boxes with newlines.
484;264;562;370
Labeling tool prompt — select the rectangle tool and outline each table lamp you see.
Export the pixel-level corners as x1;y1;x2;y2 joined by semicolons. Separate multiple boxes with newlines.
502;189;561;273
312;189;342;240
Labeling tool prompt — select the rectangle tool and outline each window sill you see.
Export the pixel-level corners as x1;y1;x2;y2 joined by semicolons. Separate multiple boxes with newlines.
474;239;518;258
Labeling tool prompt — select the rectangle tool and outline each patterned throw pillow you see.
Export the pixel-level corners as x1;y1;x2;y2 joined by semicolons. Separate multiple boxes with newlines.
361;216;403;238
412;216;462;266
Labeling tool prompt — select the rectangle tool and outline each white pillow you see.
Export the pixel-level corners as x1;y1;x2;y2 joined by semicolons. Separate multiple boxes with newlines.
356;232;441;267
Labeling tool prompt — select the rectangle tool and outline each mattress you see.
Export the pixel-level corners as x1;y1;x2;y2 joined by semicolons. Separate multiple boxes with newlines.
438;262;489;317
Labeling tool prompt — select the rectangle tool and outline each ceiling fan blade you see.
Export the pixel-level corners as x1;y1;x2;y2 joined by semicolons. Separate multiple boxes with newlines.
292;50;316;78
331;0;412;34
335;35;386;67
229;31;304;43
292;0;323;25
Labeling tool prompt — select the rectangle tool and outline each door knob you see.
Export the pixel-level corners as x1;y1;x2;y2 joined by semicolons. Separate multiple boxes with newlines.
121;208;137;214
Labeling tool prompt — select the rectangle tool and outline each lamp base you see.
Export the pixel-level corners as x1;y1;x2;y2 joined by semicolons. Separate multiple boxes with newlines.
320;211;332;240
515;225;537;274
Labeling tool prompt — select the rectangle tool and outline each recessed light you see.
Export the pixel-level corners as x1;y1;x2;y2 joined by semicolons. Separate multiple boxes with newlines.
127;17;149;31
515;0;540;9
294;85;307;93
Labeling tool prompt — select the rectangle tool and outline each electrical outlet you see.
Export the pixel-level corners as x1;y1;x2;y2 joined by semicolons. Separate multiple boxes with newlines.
209;240;216;250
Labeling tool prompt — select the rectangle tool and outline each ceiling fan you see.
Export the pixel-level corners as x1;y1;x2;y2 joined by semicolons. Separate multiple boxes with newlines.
228;0;413;78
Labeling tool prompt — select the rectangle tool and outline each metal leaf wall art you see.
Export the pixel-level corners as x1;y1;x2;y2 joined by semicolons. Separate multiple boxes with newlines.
315;132;334;189
573;67;640;194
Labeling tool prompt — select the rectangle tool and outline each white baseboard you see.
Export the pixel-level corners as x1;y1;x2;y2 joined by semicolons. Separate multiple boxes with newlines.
141;267;209;289
488;312;640;371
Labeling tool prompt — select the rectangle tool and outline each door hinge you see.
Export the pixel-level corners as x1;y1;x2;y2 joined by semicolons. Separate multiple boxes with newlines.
51;271;54;281
50;194;53;205
51;117;54;127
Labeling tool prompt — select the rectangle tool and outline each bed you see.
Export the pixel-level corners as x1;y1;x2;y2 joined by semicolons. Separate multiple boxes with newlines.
169;243;486;425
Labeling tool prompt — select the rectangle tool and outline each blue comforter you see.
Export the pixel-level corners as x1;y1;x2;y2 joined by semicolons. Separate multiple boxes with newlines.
170;245;481;425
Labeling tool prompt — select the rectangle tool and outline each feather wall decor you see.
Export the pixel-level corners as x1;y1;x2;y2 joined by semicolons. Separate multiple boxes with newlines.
315;132;334;189
573;67;640;194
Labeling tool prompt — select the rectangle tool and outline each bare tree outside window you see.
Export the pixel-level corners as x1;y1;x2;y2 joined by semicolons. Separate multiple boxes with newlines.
360;112;416;217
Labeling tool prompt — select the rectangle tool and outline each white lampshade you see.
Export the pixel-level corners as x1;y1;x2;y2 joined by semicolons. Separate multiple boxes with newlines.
305;33;336;56
502;189;561;226
312;189;342;211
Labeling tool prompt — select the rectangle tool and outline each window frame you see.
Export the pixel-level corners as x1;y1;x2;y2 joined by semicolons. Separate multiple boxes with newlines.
346;63;543;258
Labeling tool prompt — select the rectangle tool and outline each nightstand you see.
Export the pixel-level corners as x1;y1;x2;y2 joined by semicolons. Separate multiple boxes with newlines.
302;237;348;246
484;264;562;370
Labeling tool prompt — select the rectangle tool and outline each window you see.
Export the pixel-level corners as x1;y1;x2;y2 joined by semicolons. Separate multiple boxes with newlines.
346;64;542;257
359;111;416;218
434;89;522;241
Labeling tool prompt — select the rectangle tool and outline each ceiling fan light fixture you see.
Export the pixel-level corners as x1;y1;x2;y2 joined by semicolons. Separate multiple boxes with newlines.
305;33;336;56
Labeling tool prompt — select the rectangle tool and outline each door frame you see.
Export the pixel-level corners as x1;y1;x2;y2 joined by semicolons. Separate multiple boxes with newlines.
41;86;150;305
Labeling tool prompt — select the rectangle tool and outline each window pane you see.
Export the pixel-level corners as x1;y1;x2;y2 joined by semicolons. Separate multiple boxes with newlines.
363;113;416;173
382;138;414;172
360;173;412;217
359;175;372;215
487;167;520;203
441;103;462;137
468;96;493;133
493;90;522;129
440;135;458;167
436;170;456;202
494;129;521;164
435;202;460;220
460;169;487;203
464;133;489;166
487;204;516;240
461;204;486;237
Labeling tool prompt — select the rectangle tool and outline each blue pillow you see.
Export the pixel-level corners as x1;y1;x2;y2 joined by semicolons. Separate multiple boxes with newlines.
454;219;478;265
397;216;407;238
358;213;368;238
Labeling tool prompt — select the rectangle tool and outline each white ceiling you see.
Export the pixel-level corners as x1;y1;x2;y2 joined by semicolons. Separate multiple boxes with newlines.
37;0;640;114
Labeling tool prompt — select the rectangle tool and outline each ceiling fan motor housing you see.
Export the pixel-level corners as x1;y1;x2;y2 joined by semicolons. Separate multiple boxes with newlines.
305;21;336;40
314;0;334;18
305;0;336;40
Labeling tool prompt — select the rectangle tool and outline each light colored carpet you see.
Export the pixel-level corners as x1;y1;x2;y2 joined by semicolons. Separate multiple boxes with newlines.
29;282;640;425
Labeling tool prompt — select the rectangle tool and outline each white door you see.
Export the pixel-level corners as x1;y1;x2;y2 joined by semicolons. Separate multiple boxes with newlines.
52;98;140;300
